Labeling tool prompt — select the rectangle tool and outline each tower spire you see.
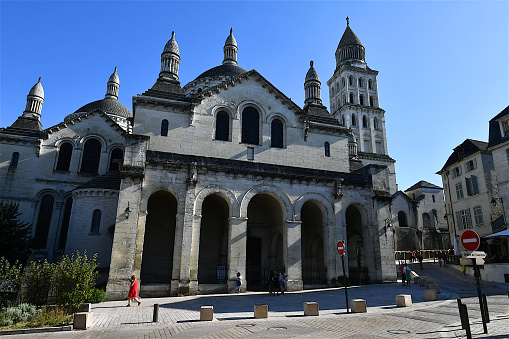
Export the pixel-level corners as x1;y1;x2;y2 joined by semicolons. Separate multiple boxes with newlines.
304;60;322;106
105;66;120;99
223;28;238;66
23;77;44;118
346;16;349;26
160;31;181;80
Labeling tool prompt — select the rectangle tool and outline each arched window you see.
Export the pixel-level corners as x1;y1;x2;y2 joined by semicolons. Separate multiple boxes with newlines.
348;76;353;86
359;94;365;106
362;115;368;128
80;138;101;174
342;77;346;87
341;115;345;126
90;209;101;234
369;96;374;107
56;142;73;171
351;113;357;126
34;194;54;249
374;117;380;130
161;119;169;136
215;111;230;141
10;152;19;168
58;197;73;250
241;107;259;145
324;142;330;157
349;93;354;104
358;78;363;87
109;148;123;172
342;94;346;104
368;79;373;89
271;119;284;148
422;213;432;228
398;211;408;227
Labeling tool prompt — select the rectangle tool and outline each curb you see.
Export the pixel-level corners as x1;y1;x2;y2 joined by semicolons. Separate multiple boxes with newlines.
0;325;72;336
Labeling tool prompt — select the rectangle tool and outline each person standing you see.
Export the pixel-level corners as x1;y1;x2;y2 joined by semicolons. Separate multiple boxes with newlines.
236;272;242;293
403;264;412;286
399;263;406;286
268;271;274;295
279;271;286;295
127;275;141;306
418;253;423;269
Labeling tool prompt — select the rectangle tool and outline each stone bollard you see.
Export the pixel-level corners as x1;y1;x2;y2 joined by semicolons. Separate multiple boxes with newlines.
429;284;441;294
419;279;427;287
424;289;438;301
81;303;92;312
350;299;367;313
73;312;93;330
395;294;412;307
254;304;268;318
200;306;213;321
425;281;434;289
303;302;319;316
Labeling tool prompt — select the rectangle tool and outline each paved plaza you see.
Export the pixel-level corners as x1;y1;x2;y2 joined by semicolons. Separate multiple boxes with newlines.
5;263;509;338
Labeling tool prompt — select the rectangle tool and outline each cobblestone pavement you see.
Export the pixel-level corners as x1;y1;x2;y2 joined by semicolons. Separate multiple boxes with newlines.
7;263;508;338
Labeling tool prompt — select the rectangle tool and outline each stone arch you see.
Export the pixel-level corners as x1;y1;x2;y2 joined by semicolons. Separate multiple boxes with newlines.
78;134;107;152
240;184;293;221
237;100;268;121
194;185;239;218
140;183;185;215
294;193;334;225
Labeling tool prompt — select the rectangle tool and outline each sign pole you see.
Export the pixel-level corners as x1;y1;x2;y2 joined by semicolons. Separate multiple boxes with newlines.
342;255;349;313
473;261;488;334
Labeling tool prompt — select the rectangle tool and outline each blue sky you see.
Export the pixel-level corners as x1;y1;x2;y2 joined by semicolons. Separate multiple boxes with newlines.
1;1;508;192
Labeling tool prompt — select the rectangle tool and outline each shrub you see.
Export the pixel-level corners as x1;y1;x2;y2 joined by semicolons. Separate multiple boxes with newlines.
86;288;106;303
1;303;41;325
22;260;54;306
0;257;23;307
53;251;99;310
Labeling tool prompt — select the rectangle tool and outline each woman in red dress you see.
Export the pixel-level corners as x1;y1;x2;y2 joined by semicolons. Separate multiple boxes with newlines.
127;275;141;306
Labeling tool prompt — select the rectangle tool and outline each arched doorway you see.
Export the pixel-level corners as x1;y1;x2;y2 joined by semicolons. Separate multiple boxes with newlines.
346;205;368;284
246;193;284;291
301;201;327;285
198;194;229;285
140;191;177;284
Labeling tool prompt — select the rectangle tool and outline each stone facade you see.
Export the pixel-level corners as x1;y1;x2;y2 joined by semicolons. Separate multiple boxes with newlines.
1;21;401;299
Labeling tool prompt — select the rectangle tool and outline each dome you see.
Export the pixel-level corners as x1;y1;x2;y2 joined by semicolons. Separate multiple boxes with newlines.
29;77;44;99
195;64;247;81
305;61;320;82
65;97;132;122
225;28;237;47
108;67;119;84
338;24;363;49
163;31;180;55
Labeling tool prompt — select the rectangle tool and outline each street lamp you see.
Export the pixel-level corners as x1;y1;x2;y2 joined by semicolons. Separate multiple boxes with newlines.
125;202;132;220
384;218;393;238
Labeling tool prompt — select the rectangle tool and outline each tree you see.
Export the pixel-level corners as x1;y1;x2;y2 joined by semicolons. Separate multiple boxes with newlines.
0;200;33;264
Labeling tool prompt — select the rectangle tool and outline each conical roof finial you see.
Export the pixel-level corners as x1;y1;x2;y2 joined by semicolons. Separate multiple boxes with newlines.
223;28;238;66
346;16;349;26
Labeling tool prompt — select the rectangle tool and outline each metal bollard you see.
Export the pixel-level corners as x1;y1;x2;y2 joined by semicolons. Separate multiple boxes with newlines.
482;294;490;323
457;299;471;339
153;304;159;322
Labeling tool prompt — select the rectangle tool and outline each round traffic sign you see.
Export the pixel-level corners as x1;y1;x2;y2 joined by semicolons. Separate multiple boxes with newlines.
461;230;480;251
337;241;345;256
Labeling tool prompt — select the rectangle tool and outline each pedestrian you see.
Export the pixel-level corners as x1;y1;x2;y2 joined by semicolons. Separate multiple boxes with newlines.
271;270;279;296
418;253;423;269
403;264;411;286
127;275;141;306
399;263;405;286
268;271;274;295
438;253;442;267
236;272;242;293
279;271;286;295
442;253;447;267
461;264;466;275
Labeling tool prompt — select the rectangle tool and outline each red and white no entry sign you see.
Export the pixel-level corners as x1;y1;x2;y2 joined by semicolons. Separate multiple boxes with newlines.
461;230;480;251
337;240;345;256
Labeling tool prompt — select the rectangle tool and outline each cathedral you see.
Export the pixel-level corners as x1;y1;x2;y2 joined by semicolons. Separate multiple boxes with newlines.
0;20;399;299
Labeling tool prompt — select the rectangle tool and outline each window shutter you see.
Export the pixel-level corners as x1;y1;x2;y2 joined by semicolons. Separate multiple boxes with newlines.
466;209;473;228
455;211;462;230
465;177;472;196
471;176;479;195
473;158;477;169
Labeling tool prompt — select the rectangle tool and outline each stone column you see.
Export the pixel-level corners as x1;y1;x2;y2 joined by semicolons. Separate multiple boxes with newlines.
228;216;247;292
325;221;336;284
286;220;303;291
106;177;143;300
188;214;202;293
170;213;184;295
132;210;148;278
176;184;197;295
